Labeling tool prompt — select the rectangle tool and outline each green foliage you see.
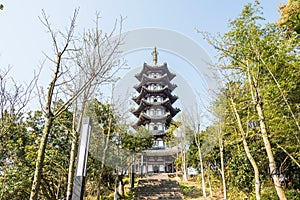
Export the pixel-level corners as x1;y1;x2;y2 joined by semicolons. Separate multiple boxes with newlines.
194;1;300;198
88;99;117;136
277;0;300;34
121;126;154;153
179;183;202;199
165;120;181;146
84;99;119;197
0;105;73;199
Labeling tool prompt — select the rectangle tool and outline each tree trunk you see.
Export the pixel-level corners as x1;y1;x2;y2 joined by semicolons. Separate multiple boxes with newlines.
29;15;73;197
118;175;125;197
219;129;227;200
248;75;287;200
182;150;188;181
66;131;79;199
242;138;261;200
255;101;287;200
97;118;112;200
198;147;206;197
66;99;86;200
30;116;54;200
229;95;261;200
56;176;62;200
207;164;213;197
194;125;206;197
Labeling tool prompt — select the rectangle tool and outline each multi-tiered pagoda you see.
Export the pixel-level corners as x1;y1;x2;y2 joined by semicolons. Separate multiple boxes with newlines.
132;47;180;173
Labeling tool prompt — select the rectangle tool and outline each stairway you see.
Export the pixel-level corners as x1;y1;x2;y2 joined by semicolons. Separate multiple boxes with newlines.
134;174;184;200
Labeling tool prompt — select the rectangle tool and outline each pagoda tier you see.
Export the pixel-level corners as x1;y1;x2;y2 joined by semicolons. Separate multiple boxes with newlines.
132;98;180;118
134;73;177;93
132;112;172;129
132;86;178;105
135;63;176;82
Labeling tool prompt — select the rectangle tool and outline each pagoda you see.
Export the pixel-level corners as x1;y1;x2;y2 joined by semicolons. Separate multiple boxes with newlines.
132;47;180;173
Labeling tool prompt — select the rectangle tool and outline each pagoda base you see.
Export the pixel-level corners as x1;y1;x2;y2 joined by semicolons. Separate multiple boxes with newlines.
138;147;178;174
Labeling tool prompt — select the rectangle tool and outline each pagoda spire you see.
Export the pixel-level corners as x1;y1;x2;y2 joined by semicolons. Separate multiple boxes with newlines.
152;46;158;66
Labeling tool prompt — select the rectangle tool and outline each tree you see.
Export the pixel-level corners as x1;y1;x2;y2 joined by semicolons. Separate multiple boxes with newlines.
226;82;261;200
181;105;207;197
86;100;118;200
175;116;193;182
164;120;181;146
30;9;123;199
121;126;154;154
0;67;36;199
199;1;300;199
29;10;78;200
65;14;123;199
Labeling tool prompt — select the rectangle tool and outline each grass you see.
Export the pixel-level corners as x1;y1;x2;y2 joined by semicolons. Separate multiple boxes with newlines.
179;182;202;199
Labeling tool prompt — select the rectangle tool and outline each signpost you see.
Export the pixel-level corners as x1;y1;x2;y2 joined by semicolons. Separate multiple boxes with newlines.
72;117;92;200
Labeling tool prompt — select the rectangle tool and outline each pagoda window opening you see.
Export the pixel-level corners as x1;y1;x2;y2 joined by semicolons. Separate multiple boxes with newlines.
157;96;162;102
150;109;155;116
157;123;163;130
154;138;165;148
149;123;154;130
150;72;161;79
150;96;156;103
152;96;159;103
149;84;161;91
157;109;162;115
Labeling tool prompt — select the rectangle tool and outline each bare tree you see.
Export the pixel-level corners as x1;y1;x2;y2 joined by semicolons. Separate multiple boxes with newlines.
30;9;123;200
64;14;124;199
0;67;36;121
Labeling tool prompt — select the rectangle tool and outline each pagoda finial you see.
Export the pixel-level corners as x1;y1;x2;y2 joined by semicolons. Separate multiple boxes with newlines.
152;46;158;66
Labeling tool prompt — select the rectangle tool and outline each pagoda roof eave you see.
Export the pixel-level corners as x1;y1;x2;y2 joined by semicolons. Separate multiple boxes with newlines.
135;63;176;81
133;112;171;128
131;99;166;117
134;75;177;92
132;86;178;104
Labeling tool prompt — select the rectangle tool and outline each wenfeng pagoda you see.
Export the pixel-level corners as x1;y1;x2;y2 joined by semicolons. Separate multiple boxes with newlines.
132;47;180;173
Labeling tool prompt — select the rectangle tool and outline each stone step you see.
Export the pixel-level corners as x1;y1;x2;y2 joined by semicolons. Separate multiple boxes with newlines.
134;175;184;200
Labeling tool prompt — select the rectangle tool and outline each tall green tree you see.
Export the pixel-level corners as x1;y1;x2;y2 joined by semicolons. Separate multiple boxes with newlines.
86;99;118;200
201;1;299;199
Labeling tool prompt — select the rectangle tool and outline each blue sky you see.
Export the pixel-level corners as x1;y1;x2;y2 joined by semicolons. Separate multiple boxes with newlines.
0;0;284;111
